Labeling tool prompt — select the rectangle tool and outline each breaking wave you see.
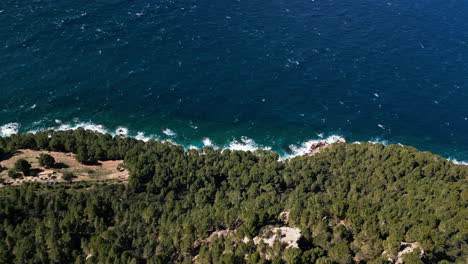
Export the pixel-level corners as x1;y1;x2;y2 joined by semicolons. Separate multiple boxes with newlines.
285;135;346;158
1;120;466;163
0;123;20;137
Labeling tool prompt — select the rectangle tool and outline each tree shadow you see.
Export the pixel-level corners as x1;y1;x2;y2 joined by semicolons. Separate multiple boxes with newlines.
1;150;25;162
0;152;14;161
53;162;69;169
83;161;102;166
27;168;44;177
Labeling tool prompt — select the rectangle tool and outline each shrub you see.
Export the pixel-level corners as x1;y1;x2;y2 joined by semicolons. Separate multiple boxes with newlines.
14;159;31;174
38;153;55;168
62;172;75;181
8;169;20;179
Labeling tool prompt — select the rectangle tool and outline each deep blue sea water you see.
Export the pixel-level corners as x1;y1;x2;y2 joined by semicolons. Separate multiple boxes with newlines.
1;0;467;160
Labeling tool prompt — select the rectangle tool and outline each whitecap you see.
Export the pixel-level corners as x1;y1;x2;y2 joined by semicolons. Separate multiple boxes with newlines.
202;137;213;147
286;135;346;158
448;159;468;166
56;124;72;131
227;136;271;152
135;132;151;142
162;128;176;136
368;138;389;145
162;139;179;145
115;126;129;136
0;123;20;137
81;123;108;133
54;122;108;134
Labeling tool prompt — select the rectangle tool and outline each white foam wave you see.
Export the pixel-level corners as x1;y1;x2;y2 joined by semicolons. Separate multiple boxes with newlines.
227;136;271;152
4;120;467;165
54;122;109;134
162;128;176;136
115;126;129;136
202;137;213;147
135;132;151;142
449;159;468;166
286;135;346;158
0;123;20;137
368;138;389;145
162;139;180;146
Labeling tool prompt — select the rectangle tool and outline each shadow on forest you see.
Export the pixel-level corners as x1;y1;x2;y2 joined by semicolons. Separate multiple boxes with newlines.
28;168;43;177
54;162;69;169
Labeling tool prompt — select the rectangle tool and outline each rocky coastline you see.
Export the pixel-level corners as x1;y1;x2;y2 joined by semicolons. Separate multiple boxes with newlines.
305;136;346;156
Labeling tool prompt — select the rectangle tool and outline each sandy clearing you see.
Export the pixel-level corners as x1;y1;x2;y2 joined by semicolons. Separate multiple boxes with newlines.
0;149;129;186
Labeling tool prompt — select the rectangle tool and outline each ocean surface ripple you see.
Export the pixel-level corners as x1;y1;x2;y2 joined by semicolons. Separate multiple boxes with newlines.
0;0;467;161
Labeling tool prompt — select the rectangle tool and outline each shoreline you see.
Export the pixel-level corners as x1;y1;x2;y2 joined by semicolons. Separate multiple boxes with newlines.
1;121;467;165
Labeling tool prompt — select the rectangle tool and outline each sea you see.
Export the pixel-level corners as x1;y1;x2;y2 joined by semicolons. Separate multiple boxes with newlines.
1;0;467;162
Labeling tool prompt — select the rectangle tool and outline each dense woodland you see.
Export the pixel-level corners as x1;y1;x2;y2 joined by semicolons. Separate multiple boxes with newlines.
0;129;466;264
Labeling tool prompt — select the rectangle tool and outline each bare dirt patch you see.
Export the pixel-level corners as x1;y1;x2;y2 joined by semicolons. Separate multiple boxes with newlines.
0;149;129;186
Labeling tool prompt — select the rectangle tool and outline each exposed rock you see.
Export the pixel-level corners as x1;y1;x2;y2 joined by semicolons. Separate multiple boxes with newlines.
116;163;126;172
383;242;424;264
205;229;236;243
194;228;237;248
305;136;346;156
253;227;301;249
279;211;290;224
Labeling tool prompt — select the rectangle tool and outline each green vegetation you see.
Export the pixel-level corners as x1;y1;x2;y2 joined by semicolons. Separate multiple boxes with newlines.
7;168;20;179
13;158;31;175
38;153;55;168
62;171;75;181
0;129;466;264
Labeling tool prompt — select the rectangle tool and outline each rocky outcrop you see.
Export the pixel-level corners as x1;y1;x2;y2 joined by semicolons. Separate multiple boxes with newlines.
205;229;236;243
383;242;424;264
252;227;301;249
278;211;290;224
305;136;346;156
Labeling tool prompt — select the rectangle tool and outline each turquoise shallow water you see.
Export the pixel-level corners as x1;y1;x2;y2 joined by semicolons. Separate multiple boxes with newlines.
0;0;467;160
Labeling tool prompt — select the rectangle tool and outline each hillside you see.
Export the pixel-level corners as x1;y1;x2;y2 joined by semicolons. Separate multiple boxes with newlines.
0;129;466;264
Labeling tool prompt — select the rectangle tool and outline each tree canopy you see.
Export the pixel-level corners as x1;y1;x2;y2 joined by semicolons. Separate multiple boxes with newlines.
0;129;466;264
38;153;55;168
13;159;31;174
